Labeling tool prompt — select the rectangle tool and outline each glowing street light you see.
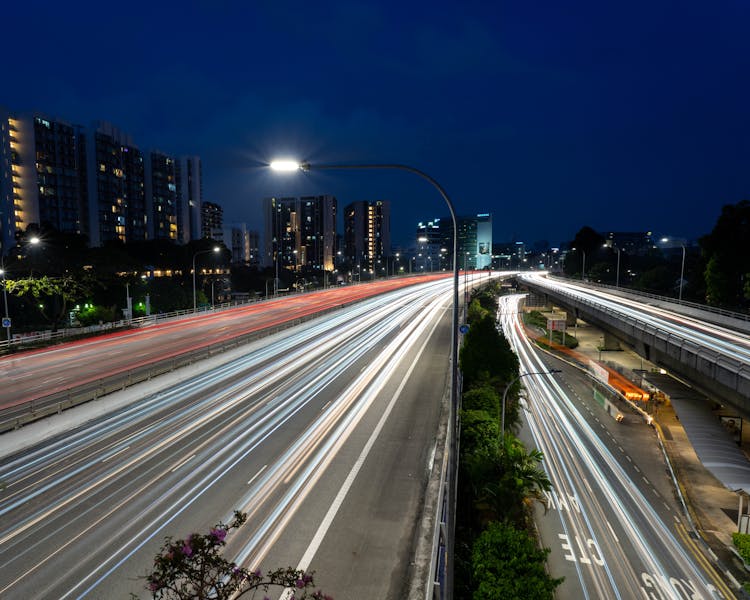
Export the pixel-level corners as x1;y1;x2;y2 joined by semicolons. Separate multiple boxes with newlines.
270;158;460;431
270;159;458;554
192;246;221;312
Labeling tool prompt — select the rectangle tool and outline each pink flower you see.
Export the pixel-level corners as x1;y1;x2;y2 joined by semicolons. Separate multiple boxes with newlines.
295;579;305;588
182;543;193;557
210;527;227;542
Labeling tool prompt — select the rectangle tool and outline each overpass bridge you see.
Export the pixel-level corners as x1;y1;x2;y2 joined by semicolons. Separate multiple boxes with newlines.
517;273;750;414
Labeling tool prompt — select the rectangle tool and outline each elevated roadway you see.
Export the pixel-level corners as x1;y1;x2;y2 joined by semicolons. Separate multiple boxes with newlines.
519;273;750;414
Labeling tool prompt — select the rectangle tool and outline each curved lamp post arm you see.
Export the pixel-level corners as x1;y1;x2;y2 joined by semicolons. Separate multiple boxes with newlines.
502;369;561;436
280;161;460;413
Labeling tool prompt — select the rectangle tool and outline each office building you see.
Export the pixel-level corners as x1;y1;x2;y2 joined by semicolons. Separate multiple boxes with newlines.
422;213;493;270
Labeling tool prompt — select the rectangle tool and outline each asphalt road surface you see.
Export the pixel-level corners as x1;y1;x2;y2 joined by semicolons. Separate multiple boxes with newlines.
0;276;471;599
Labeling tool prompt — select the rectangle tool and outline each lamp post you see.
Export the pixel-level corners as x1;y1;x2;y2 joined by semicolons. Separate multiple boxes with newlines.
679;244;686;302
604;244;621;288
270;159;460;426
192;246;220;312
501;369;561;436
661;238;687;303
0;258;10;344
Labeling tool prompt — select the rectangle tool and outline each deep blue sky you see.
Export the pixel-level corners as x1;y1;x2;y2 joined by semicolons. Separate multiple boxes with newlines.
4;0;748;247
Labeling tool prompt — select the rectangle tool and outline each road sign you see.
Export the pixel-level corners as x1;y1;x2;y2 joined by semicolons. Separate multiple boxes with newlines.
2;317;10;328
459;324;469;334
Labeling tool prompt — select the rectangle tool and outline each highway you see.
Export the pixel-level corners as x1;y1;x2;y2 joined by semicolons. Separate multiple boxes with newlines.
0;275;449;410
521;273;750;364
499;293;733;599
0;275;476;599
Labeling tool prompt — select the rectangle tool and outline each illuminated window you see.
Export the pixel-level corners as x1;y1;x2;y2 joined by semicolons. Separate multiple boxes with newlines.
99;163;106;172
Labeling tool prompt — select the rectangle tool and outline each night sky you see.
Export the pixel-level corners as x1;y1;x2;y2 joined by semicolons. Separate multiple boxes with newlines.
4;0;748;248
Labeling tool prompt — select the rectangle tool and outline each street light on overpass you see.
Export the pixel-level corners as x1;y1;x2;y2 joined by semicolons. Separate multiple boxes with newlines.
661;238;686;303
192;246;221;312
604;243;621;288
502;369;561;436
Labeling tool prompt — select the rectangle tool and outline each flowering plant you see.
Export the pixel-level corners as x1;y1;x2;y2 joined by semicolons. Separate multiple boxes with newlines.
144;511;331;599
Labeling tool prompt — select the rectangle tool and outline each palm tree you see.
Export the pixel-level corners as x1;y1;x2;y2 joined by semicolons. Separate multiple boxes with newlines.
474;434;552;527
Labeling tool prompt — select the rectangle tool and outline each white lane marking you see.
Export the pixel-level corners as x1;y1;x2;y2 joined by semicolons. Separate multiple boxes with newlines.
101;446;130;462
247;465;268;486
170;454;196;472
293;318;432;573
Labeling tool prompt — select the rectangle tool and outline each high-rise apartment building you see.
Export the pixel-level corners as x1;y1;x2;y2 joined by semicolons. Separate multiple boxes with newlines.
264;195;337;272
1;106;202;251
0;109;87;253
201;201;223;239
84;121;146;246
144;151;178;241
176;156;202;244
343;200;391;273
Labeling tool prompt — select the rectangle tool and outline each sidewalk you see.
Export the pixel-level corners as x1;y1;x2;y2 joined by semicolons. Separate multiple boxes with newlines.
568;319;750;587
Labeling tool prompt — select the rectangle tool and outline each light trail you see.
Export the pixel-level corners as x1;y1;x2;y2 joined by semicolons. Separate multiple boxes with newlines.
520;273;750;362
0;273;493;598
499;294;729;599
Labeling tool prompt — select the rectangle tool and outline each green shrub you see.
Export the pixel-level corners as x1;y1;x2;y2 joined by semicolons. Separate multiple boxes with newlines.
733;532;750;563
471;521;563;600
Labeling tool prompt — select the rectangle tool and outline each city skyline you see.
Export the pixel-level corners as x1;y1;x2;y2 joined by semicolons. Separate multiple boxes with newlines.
3;1;748;248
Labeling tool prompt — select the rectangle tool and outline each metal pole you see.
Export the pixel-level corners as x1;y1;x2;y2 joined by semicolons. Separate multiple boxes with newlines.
615;248;620;288
679;245;686;302
1;257;10;343
297;161;460;589
502;369;561;436
192;254;198;312
582;250;586;281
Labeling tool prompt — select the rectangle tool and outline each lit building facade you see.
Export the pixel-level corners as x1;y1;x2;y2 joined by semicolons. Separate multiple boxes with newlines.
84;121;146;246
144;151;178;241
0;109;87;252
343;200;391;273
264;195;337;272
201;201;223;239
1;106;202;251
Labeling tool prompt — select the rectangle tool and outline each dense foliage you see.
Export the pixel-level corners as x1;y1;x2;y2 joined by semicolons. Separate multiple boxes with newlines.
700;200;750;309
471;522;563;600
455;283;561;599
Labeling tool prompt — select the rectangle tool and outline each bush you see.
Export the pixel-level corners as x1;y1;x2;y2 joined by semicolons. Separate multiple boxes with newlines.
471;521;562;600
733;532;750;564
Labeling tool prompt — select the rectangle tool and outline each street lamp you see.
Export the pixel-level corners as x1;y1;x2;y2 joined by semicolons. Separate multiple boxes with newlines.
270;158;460;425
573;248;586;280
0;258;10;344
604;243;621;288
192;246;220;312
661;238;686;302
501;369;561;436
